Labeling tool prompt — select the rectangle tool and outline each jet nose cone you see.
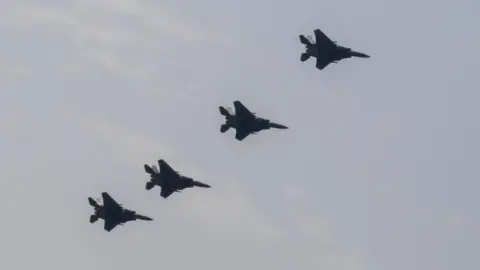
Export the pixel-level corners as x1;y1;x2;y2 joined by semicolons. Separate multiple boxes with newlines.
136;214;153;221
270;123;288;129
351;51;370;58
194;181;211;188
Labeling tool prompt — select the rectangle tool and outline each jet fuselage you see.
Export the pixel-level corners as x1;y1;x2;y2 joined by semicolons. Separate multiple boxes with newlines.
225;114;270;133
219;102;288;140
150;172;210;191
306;43;367;61
93;205;136;222
151;174;195;189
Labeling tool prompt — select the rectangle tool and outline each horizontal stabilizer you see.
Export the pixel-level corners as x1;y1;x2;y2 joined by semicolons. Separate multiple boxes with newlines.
300;53;310;62
90;215;98;223
146;181;155;190
220;124;230;133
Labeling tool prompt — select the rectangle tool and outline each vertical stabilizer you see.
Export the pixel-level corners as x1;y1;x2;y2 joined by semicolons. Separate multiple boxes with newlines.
219;106;231;117
299;35;312;45
144;164;156;175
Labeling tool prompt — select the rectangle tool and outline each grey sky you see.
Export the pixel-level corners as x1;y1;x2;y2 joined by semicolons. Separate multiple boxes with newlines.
0;1;478;270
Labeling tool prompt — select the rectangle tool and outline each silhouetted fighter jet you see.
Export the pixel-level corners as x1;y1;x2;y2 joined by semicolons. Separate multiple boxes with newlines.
300;28;370;70
88;192;152;232
219;100;288;141
144;159;211;199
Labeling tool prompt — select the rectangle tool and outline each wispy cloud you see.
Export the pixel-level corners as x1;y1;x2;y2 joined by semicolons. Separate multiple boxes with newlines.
294;213;335;240
0;1;232;81
0;65;30;79
73;0;219;43
449;215;465;229
3;1;226;45
178;179;284;238
320;254;367;270
72;113;173;166
85;50;149;80
282;183;311;203
281;183;336;243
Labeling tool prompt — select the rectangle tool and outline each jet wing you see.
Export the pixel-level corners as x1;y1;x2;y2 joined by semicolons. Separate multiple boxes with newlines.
158;159;178;177
316;57;332;70
233;101;255;121
160;186;175;198
314;29;336;49
101;192;122;213
104;219;119;232
235;129;250;141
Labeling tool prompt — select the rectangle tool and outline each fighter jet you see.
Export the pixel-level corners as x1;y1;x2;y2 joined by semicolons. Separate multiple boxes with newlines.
299;28;370;70
88;192;153;232
219;100;288;141
144;159;211;199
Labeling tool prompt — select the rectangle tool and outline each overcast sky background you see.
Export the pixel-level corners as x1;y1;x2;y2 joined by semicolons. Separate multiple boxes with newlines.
0;1;478;270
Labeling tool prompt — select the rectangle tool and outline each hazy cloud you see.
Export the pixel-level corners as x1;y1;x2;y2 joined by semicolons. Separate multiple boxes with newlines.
0;65;30;78
1;1;478;270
